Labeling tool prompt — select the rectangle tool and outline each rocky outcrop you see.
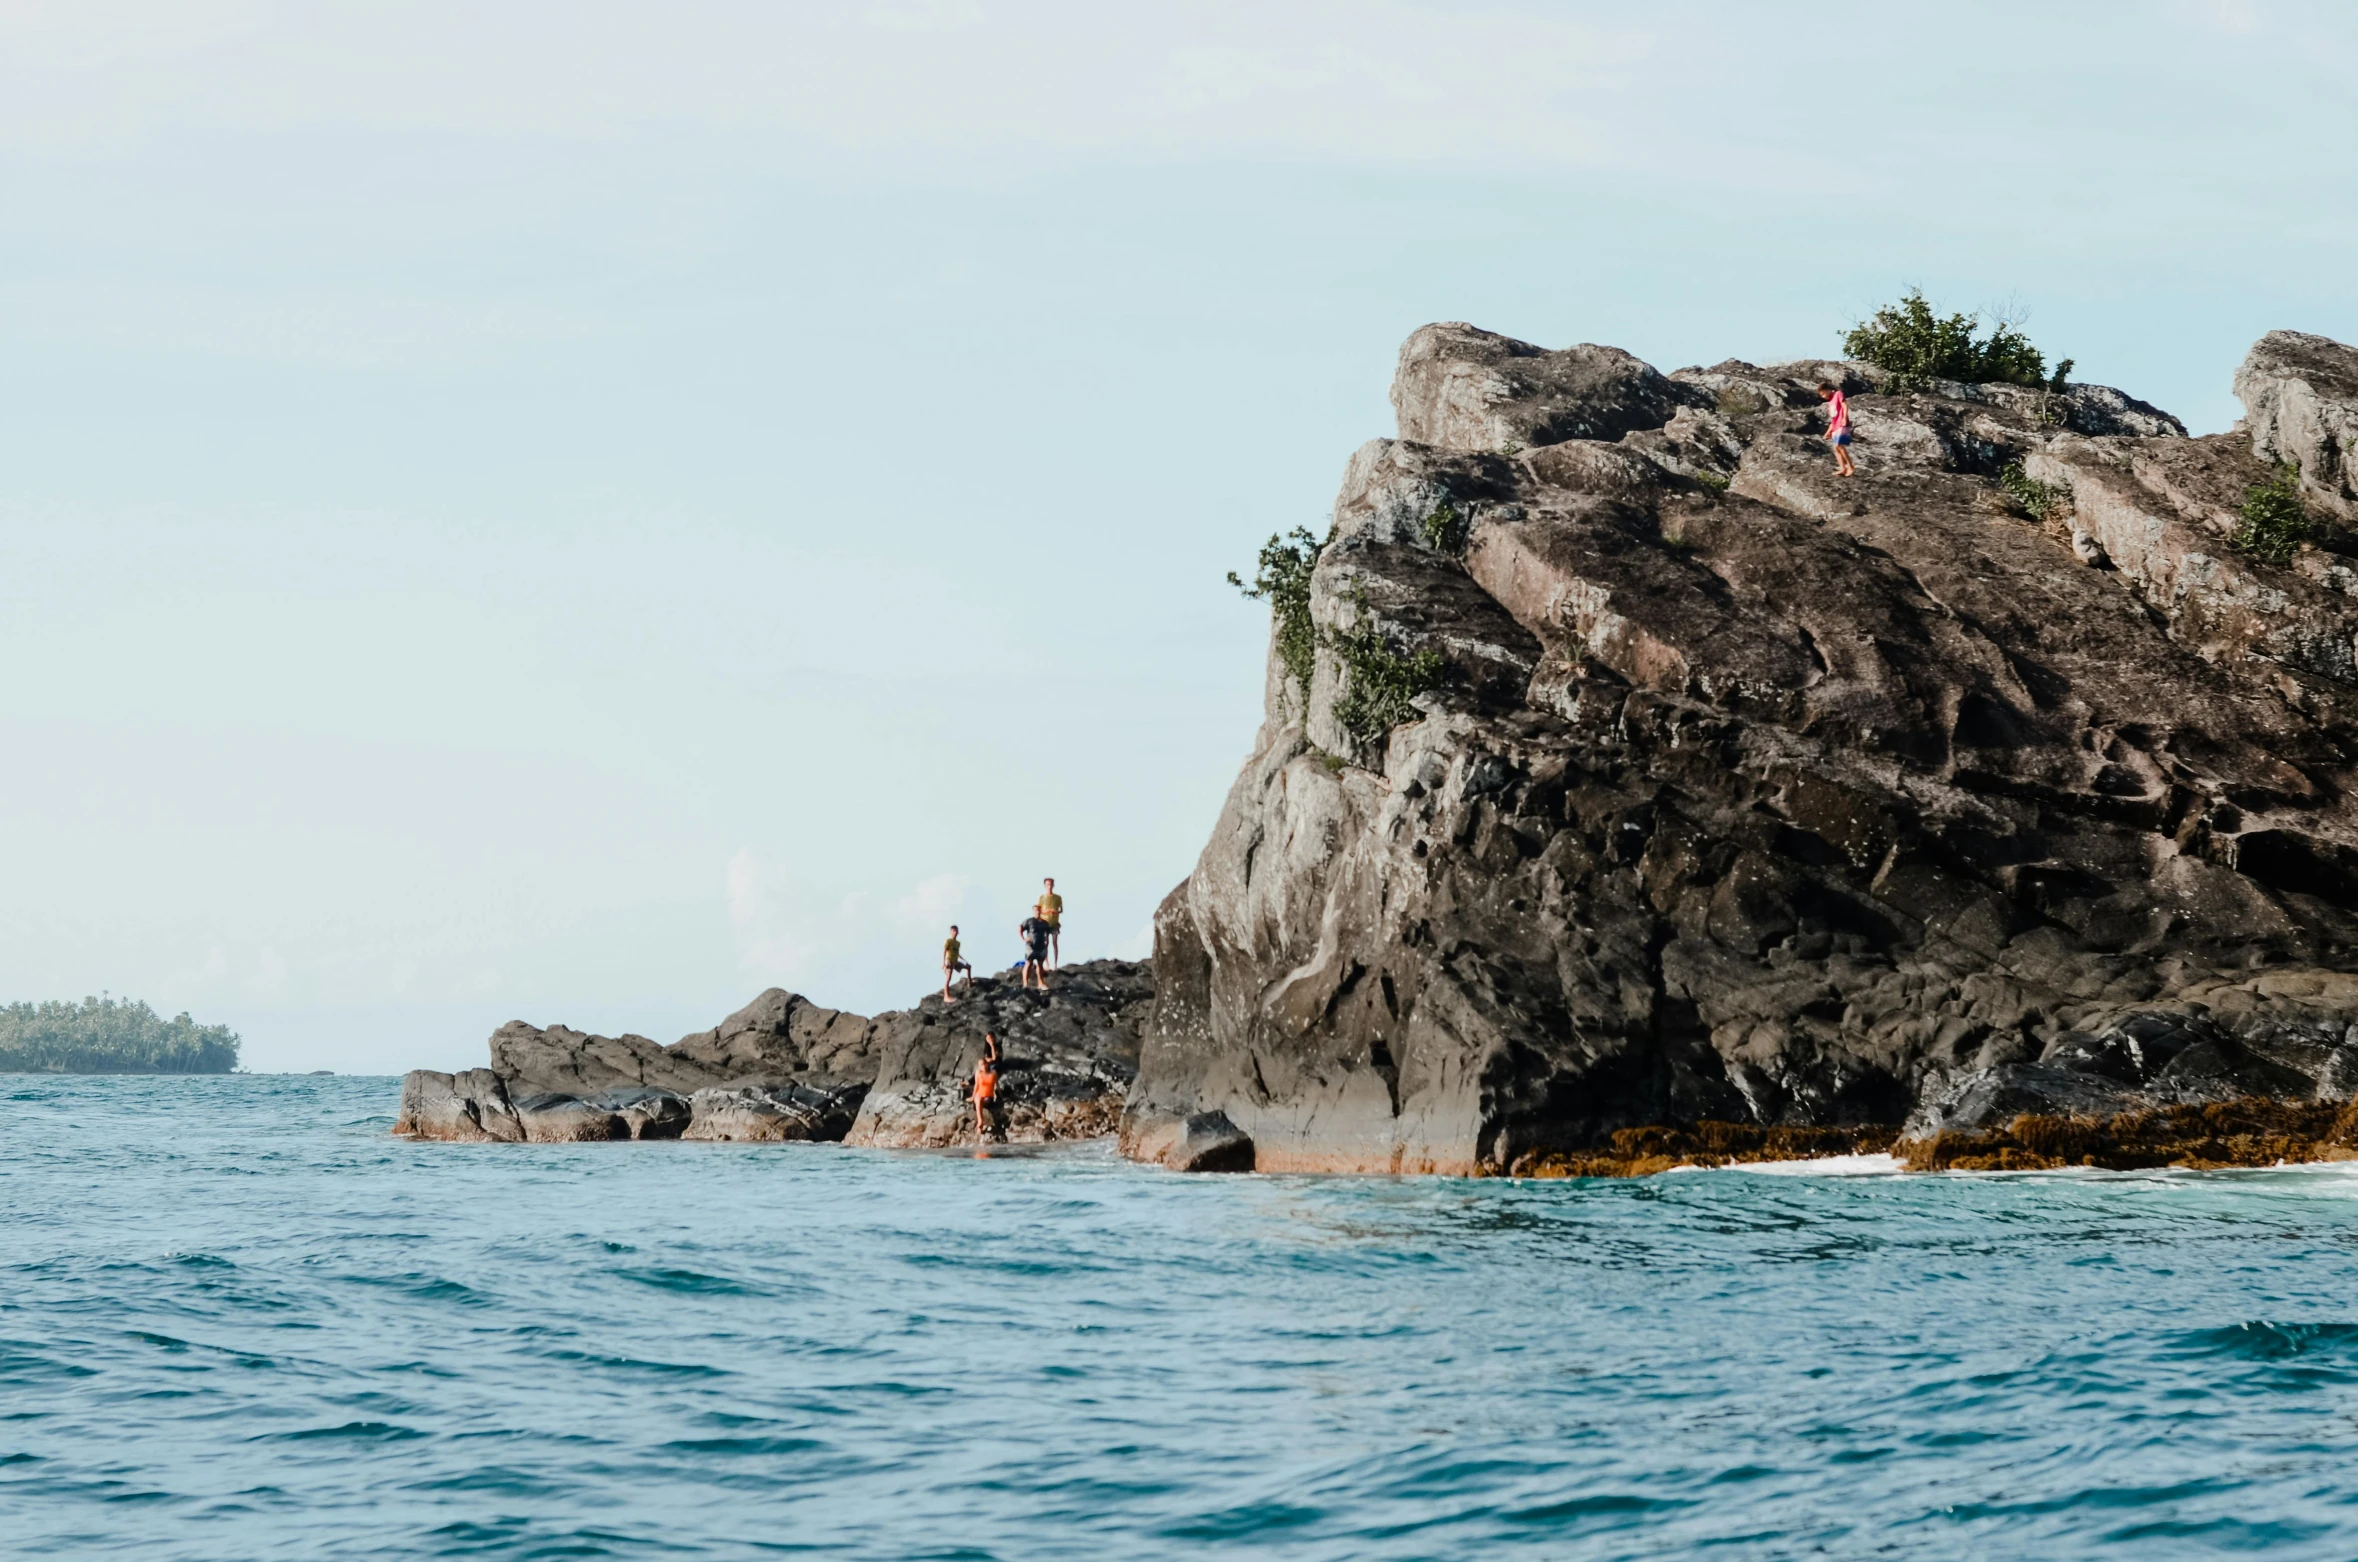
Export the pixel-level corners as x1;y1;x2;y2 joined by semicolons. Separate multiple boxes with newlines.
490;988;879;1097
845;960;1154;1147
2235;330;2358;521
680;1083;867;1142
1130;321;2358;1174
397;1068;524;1142
398;962;1153;1154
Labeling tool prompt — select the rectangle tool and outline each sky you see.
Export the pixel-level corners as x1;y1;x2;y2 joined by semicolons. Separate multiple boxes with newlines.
2;0;2353;1073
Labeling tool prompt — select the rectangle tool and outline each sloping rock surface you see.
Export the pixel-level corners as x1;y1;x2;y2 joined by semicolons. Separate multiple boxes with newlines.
1131;323;2358;1173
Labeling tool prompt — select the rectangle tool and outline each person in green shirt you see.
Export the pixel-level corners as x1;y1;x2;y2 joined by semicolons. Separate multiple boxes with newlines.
941;925;973;1003
1035;878;1064;971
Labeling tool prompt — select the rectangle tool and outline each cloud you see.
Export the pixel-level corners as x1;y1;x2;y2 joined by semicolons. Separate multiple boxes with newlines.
0;0;1650;175
725;850;978;990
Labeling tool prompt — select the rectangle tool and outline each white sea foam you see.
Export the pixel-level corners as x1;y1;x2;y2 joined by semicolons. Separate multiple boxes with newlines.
1727;1153;1904;1178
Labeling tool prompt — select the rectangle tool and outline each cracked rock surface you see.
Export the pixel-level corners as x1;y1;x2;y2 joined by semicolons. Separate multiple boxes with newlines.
1128;320;2358;1173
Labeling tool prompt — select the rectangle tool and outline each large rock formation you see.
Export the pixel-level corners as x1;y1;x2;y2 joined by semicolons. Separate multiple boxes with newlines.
397;963;1150;1151
1128;321;2358;1174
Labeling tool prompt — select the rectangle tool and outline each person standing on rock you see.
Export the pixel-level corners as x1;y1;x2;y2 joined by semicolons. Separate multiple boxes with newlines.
1818;381;1857;478
941;925;973;1004
1034;878;1064;971
1018;914;1051;991
972;1035;1004;1141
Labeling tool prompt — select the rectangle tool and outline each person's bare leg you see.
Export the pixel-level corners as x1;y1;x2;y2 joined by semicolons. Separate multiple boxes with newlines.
1049;929;1059;972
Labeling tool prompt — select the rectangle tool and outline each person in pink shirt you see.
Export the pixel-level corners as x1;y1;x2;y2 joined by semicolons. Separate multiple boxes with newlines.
1817;381;1857;477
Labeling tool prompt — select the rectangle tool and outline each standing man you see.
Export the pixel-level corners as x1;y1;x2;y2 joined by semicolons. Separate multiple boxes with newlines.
941;925;972;1004
1035;877;1064;972
1018;914;1051;991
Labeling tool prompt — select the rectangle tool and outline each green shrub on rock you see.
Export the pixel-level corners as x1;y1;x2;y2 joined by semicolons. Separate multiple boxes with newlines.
2231;466;2311;566
1229;527;1325;705
1418;502;1469;554
1842;290;2073;391
1328;592;1445;750
1998;461;2071;523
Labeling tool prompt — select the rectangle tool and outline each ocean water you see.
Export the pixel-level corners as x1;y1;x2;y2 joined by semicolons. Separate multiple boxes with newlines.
8;1077;2358;1559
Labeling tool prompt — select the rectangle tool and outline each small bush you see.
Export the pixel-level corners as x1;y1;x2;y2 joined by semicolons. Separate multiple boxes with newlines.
1418;502;1469;554
1842;290;2073;391
1998;461;2070;523
1691;470;1731;495
2231;465;2310;565
1327;591;1445;749
1229;527;1325;705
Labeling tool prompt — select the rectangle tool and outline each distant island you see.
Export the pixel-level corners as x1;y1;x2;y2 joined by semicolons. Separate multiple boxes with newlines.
0;997;240;1074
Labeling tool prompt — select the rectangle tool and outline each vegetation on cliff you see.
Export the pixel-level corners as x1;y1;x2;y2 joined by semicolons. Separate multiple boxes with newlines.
1843;289;2070;390
1228;527;1324;704
2231;464;2311;565
0;997;241;1074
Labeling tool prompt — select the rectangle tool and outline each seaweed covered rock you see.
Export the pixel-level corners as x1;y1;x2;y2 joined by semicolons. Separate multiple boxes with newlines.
1130;323;2358;1174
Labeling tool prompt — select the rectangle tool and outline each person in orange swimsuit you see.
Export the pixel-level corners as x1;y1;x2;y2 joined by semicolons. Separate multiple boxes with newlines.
972;1035;1004;1141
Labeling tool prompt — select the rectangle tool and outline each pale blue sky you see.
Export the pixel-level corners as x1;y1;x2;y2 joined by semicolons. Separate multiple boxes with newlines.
3;1;2353;1072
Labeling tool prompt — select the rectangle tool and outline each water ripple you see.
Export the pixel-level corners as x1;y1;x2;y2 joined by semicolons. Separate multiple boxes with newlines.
9;1075;2358;1558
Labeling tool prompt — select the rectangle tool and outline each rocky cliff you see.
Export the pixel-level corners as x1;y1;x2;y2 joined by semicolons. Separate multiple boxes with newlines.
1126;322;2358;1174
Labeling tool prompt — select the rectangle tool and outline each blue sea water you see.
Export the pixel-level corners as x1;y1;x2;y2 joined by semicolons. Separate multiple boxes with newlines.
8;1077;2358;1559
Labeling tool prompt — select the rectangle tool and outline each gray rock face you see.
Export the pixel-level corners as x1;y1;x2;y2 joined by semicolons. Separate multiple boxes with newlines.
1393;323;1695;453
1132;324;2358;1173
512;1092;629;1142
2236;329;2358;519
669;989;880;1086
680;1083;867;1142
845;960;1153;1148
396;1068;524;1142
489;987;881;1099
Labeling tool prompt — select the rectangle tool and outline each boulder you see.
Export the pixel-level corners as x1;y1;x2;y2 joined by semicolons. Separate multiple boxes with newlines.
681;1083;868;1142
396;1068;525;1142
2235;329;2358;520
844;960;1152;1148
1393;323;1693;453
1122;1110;1255;1173
668;988;881;1086
512;1092;629;1142
1134;323;2358;1174
489;1021;716;1097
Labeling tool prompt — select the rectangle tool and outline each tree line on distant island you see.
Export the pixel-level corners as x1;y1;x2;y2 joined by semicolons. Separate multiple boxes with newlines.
0;996;240;1074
